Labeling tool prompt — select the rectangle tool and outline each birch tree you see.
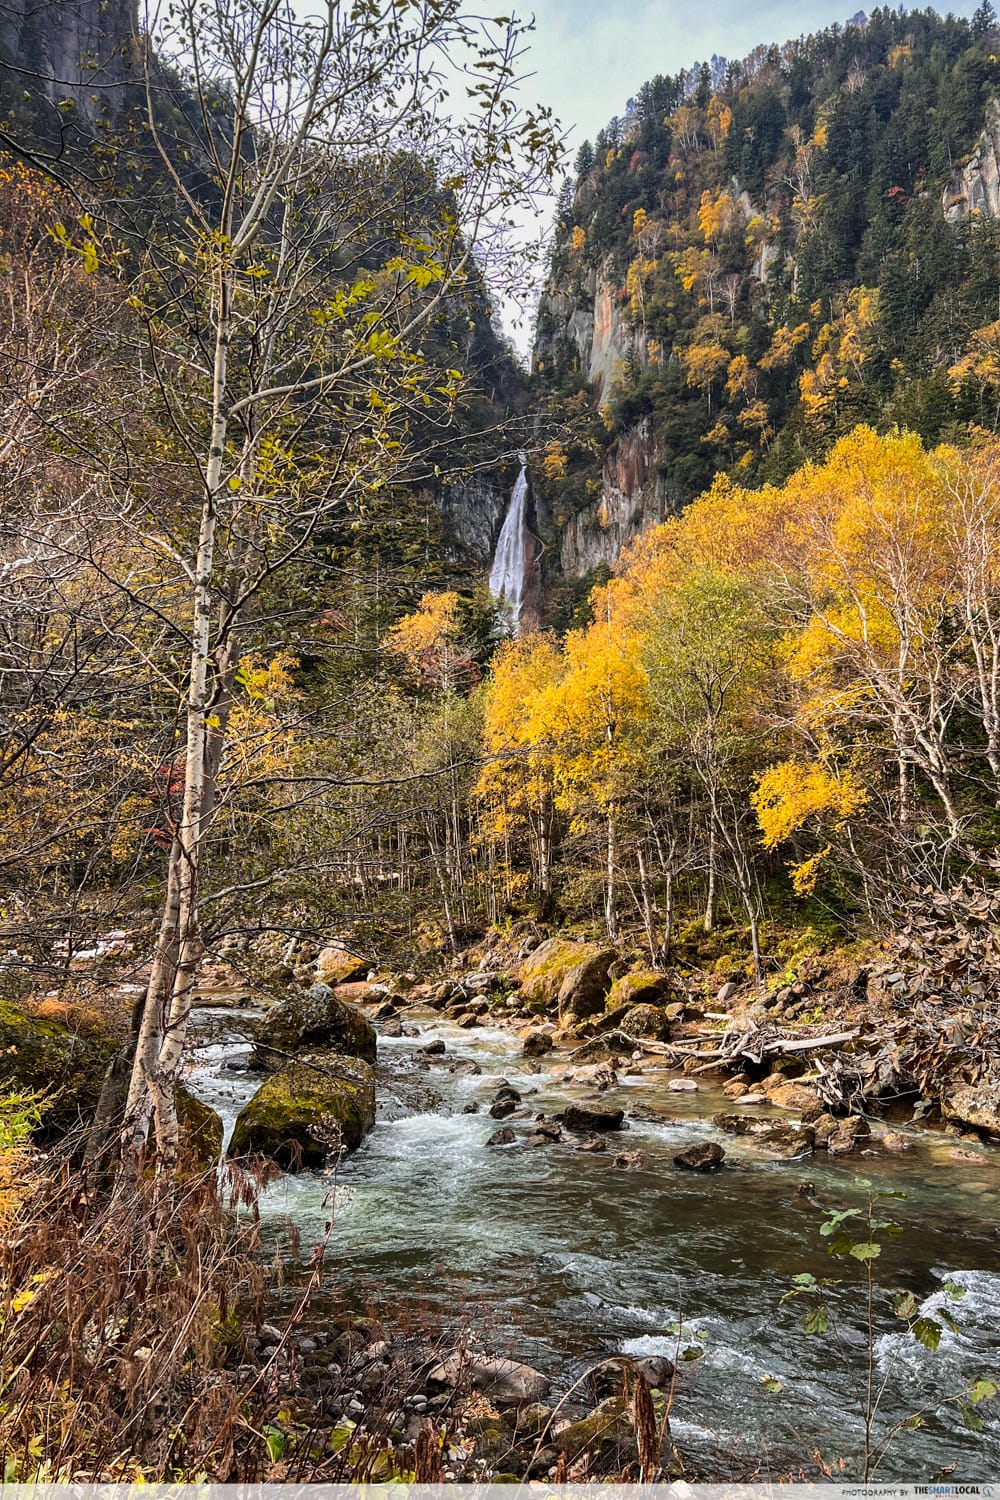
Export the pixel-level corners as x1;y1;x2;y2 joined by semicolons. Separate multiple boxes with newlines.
34;0;562;1165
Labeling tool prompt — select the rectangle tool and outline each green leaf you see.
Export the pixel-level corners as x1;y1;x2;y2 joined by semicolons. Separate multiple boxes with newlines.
265;1426;286;1461
942;1281;967;1302
900;1413;925;1430
892;1292;918;1320
967;1379;997;1405
761;1375;784;1392
803;1307;829;1335
680;1345;704;1361
849;1241;881;1262
912;1317;942;1351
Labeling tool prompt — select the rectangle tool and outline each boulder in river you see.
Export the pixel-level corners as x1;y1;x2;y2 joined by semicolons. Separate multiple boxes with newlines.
489;1097;516;1120
942;1078;1000;1138
673;1141;726;1172
590;1353;674;1399
571;1030;635;1064
176;1084;224;1168
563;1102;625;1133
545;1395;638;1469
228;1054;375;1168
557;949;618;1022
315;946;369;984
428;1352;550;1405
520;1027;554;1056
712;1111;814;1157
813;1113;869;1154
763;1077;819;1112
420;1038;446;1056
485;1126;516;1146
251;983;376;1068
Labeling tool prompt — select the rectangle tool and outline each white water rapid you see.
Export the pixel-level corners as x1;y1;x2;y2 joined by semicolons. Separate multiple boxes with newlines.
488;460;530;630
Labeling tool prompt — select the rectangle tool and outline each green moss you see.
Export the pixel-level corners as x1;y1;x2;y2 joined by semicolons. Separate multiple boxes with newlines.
606;971;667;1010
176;1084;224;1168
228;1053;376;1168
0;1001;111;1139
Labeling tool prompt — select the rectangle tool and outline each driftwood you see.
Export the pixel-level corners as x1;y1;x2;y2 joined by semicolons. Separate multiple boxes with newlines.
637;1026;858;1070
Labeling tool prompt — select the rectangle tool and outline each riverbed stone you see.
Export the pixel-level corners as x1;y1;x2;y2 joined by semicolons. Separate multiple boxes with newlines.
316;946;369;985
764;1078;819;1112
590;1353;674;1398
485;1126;516;1146
489;1097;516;1119
228;1054;376;1167
251;984;376;1068
548;1395;638;1470
521;1027;554;1056
712;1111;814;1157
563;1102;625;1133
570;1030;634;1064
942;1079;1000;1138
428;1353;550;1405
176;1084;224;1168
421;1038;446;1055
606;970;669;1010
673;1141;726;1172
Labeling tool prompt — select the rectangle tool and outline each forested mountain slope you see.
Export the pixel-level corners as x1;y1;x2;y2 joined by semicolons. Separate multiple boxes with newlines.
531;4;1000;581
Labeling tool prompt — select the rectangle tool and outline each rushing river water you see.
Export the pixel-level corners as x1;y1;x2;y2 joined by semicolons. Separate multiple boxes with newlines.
186;1004;1000;1480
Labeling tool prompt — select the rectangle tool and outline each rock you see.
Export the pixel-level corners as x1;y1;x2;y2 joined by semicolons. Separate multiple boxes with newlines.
942;1080;1000;1138
485;1126;516;1146
717;981;739;1003
557;949;618;1023
0;1000;112;1139
381;1017;403;1038
712;1112;814;1157
765;1079;819;1112
549;1395;638;1469
735;1093;766;1105
571;1031;635;1064
563;1103;625;1133
612;1151;643;1169
575;1134;607;1152
489;1098;516;1120
462;971;501;995
456;1012;481;1028
316;946;369;985
374;999;400;1020
176;1084;224;1168
519;937;612;1012
668;1077;698;1093
573;1063;619;1090
462;1102;480;1113
723;1074;751;1098
590;1354;674;1399
228;1054;376;1168
449;1058;481;1076
814;1114;870;1154
428;1353;550;1405
521;1027;554;1057
606;970;669;1010
673;1141;726;1172
619;1003;670;1041
421;1038;446;1055
881;1130;911;1153
251;983;376;1068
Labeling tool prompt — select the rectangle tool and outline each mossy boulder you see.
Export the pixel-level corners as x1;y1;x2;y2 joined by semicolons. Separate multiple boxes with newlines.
606;970;668;1010
619;1003;670;1041
228;1054;375;1168
547;948;617;1022
551;1396;637;1468
316;946;369;984
942;1079;1000;1138
519;938;614;1014
250;983;376;1070
176;1085;224;1168
0;1000;111;1139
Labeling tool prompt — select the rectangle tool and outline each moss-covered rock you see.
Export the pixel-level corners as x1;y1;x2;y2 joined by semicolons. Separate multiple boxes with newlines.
942;1079;1000;1138
0;1000;111;1139
606;970;668;1010
519;938;614;1013
228;1053;375;1168
552;1396;638;1468
176;1084;224;1167
250;983;376;1069
554;949;617;1022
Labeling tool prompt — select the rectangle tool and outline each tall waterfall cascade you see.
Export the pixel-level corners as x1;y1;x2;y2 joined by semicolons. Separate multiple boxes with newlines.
488;460;530;630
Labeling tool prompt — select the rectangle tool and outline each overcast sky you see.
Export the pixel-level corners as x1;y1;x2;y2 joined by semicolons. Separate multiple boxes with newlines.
498;0;980;348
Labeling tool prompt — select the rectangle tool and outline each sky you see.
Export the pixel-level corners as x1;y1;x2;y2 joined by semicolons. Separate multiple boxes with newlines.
498;0;980;349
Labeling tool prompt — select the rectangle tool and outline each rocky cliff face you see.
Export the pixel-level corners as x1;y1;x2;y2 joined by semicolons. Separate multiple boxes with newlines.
0;0;138;120
943;98;1000;222
559;417;672;575
436;472;510;567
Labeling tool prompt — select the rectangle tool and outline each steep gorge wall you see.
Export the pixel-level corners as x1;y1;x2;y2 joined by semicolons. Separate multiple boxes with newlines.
0;0;138;120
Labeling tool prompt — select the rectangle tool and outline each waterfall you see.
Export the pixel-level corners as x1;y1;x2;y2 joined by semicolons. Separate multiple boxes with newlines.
488;460;530;630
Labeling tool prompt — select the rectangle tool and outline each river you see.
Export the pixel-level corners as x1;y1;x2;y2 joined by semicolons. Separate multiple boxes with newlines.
186;1003;1000;1480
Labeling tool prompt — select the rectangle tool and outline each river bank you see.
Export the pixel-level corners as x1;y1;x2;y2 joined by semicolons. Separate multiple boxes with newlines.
184;961;1000;1483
